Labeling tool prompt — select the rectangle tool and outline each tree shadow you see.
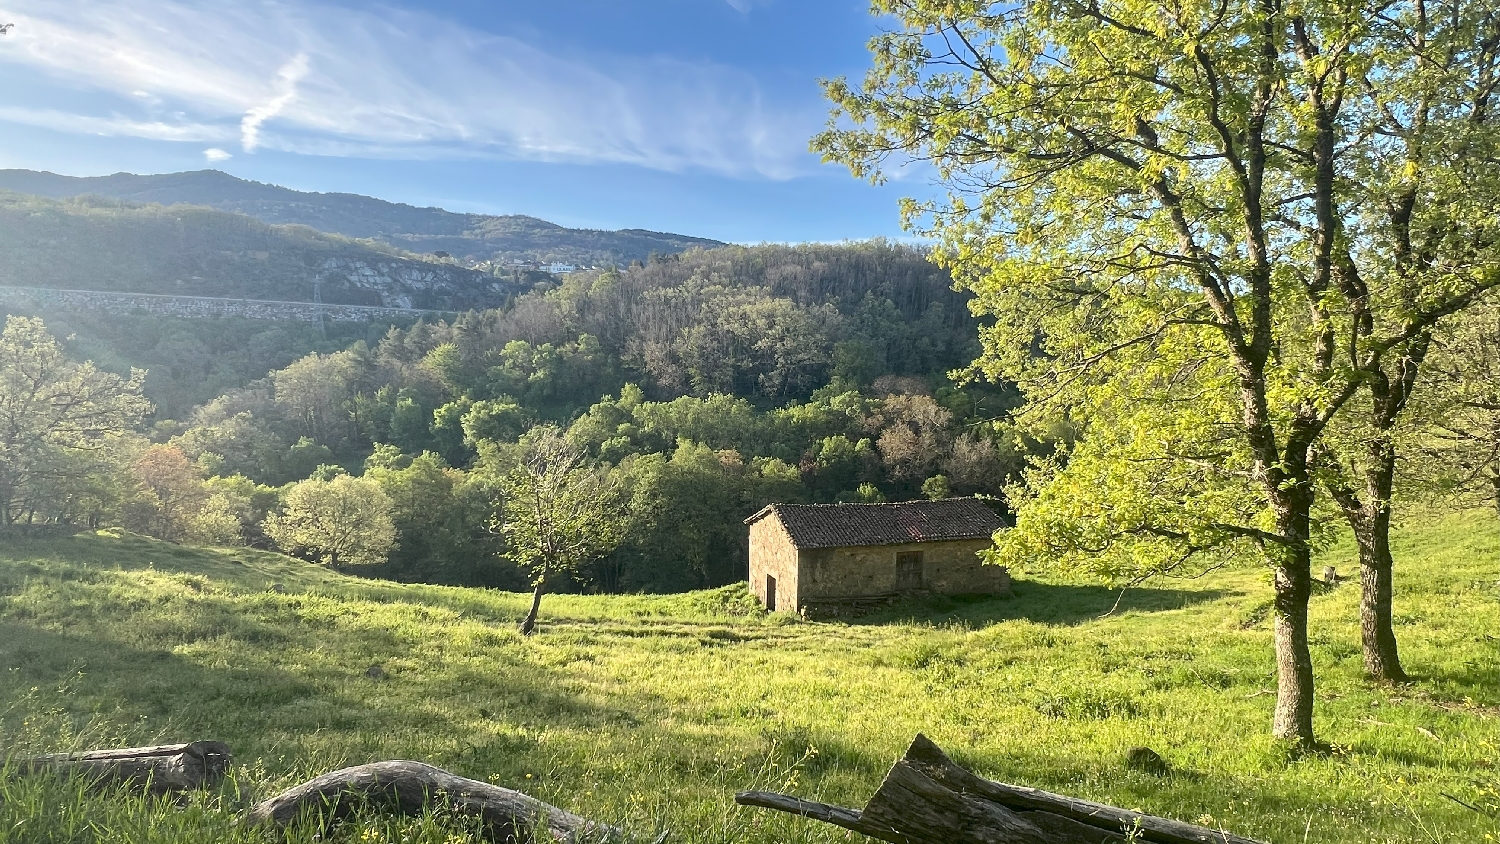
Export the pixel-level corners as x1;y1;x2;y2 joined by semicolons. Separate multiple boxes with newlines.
0;609;633;776
848;579;1232;628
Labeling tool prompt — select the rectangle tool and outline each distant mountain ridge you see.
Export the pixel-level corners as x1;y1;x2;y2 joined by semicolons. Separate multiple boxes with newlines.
0;190;522;311
0;169;724;266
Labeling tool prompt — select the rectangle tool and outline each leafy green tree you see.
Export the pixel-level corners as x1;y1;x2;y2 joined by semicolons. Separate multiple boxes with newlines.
0;316;150;525
816;0;1500;743
1405;302;1500;516
124;444;208;542
171;410;287;484
265;474;397;566
496;426;623;635
198;473;279;546
367;451;504;585
272;350;362;449
460;398;526;448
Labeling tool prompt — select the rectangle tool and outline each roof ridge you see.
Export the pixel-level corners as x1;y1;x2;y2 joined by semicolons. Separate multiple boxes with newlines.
748;497;1006;549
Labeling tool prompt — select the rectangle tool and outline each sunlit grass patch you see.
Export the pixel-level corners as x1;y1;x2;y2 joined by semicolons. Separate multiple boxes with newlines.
1;515;1498;843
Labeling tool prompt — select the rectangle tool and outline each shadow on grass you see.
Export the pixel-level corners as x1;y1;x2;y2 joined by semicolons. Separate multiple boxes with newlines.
0;608;640;776
850;579;1231;628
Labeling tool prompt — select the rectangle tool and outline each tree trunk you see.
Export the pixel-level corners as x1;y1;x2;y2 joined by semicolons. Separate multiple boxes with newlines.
247;760;621;843
1271;555;1315;746
738;734;1268;844
14;741;232;795
1491;470;1500;521
519;576;546;636
1357;435;1406;682
1269;483;1316;748
1359;507;1405;682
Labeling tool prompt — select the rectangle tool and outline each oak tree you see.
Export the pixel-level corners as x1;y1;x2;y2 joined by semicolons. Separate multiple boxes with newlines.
817;0;1500;744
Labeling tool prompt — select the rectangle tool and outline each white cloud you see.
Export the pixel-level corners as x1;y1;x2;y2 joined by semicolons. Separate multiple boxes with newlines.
203;147;232;161
241;53;309;152
0;0;813;178
0;105;230;141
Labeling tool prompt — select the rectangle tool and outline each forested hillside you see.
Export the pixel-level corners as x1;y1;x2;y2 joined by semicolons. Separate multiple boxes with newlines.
0;191;524;309
0;169;725;266
1;242;1036;593
3;307;402;419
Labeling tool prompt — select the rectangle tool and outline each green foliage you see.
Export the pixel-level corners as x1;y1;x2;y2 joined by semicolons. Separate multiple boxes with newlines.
495;426;625;593
11;242;1024;590
1;511;1496;843
0;316;151;526
264;474;397;566
365;452;506;587
815;0;1500;742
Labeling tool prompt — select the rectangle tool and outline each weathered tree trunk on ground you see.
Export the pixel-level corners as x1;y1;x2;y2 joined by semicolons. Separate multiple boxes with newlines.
247;760;620;843
738;734;1266;844
12;741;232;795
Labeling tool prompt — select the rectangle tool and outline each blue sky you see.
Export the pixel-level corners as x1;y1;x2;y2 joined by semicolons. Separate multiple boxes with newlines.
0;1;932;242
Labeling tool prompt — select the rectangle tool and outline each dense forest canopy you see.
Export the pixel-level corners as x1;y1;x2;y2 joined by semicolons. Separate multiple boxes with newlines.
0;170;724;266
3;241;1031;594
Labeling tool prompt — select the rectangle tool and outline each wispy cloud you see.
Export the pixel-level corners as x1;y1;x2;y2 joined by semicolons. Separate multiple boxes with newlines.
0;0;813;178
241;53;309;153
0;106;230;142
203;147;232;162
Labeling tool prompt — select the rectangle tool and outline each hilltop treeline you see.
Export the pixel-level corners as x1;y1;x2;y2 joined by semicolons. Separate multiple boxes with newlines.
0;169;724;266
5;242;1040;592
0;191;517;309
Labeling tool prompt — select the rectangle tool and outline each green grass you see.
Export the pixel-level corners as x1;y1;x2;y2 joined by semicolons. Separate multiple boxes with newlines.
1;512;1497;844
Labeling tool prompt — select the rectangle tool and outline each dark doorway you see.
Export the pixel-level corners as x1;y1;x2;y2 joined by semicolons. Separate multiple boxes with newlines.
896;551;923;591
765;575;778;611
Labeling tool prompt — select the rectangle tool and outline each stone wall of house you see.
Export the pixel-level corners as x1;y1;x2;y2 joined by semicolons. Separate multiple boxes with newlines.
0;285;451;323
748;516;800;613
799;538;1007;604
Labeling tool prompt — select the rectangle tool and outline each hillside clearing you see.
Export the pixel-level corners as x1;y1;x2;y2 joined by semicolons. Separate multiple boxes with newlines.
1;511;1497;843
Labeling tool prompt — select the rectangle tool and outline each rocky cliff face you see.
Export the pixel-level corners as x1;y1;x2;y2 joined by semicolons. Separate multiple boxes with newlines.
313;256;522;310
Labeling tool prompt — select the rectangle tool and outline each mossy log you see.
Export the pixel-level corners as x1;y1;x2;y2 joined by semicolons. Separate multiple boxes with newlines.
736;734;1265;844
13;741;231;795
247;760;623;843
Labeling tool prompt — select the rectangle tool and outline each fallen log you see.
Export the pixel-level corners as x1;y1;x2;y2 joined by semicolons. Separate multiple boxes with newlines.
247;760;624;843
12;741;231;795
736;734;1265;844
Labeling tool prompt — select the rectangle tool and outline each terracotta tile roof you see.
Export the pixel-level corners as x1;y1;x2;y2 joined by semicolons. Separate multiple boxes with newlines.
744;498;1006;550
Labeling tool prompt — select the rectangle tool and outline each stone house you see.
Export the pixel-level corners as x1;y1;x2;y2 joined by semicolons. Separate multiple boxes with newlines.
744;498;1009;614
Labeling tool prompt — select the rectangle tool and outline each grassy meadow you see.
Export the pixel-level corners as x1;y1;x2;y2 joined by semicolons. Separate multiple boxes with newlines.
1;510;1497;843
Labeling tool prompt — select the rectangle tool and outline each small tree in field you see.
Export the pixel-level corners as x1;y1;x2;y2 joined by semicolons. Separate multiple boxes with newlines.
265;474;397;566
498;426;623;636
